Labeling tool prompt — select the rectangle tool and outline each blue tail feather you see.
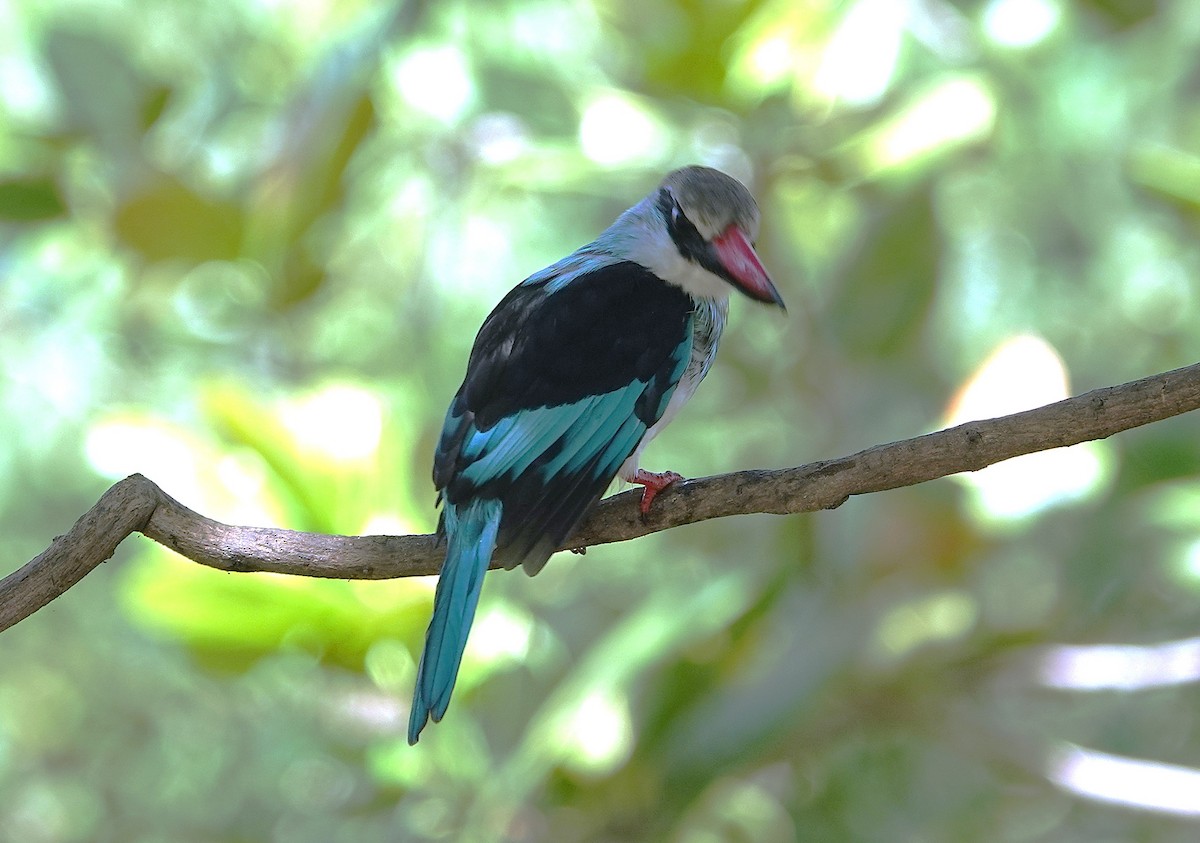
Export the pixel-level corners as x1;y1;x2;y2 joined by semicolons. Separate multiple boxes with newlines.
408;497;502;744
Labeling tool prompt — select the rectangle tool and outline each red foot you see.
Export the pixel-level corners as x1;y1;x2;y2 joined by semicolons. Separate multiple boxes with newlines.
628;469;684;515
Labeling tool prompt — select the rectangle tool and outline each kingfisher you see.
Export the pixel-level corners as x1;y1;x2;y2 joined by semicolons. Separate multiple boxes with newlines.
408;165;784;743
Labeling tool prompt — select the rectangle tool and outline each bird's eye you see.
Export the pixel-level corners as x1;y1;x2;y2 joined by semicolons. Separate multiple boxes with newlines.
671;203;683;225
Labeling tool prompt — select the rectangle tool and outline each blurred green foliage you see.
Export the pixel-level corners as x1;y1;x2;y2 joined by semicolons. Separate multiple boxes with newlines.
5;0;1200;840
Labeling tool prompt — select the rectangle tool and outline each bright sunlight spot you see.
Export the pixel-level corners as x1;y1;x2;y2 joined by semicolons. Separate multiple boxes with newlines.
1038;636;1200;691
1179;536;1200;582
468;112;530;165
943;335;1109;524
212;454;283;527
814;0;906;107
389;44;475;123
983;0;1062;49
85;416;284;526
579;92;669;167
866;75;996;173
726;12;811;100
86;417;204;501
279;383;383;463
467;604;535;665
359;512;420;538
744;30;795;89
551;689;633;776
1048;743;1200;817
0;52;53;124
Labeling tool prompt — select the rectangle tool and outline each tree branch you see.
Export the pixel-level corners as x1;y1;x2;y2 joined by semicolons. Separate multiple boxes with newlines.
4;360;1200;634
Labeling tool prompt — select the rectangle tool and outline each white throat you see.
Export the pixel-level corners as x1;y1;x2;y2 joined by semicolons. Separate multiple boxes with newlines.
598;199;733;303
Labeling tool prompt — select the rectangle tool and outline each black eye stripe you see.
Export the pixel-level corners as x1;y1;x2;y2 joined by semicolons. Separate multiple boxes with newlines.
656;189;706;262
655;187;747;290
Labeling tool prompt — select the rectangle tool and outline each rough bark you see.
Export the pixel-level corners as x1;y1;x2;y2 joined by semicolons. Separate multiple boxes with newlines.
3;360;1199;634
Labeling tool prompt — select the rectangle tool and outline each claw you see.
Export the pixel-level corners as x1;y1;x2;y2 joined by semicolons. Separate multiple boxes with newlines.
627;469;684;515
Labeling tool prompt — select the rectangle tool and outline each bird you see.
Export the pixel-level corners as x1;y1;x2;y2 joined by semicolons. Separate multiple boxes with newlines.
408;165;785;744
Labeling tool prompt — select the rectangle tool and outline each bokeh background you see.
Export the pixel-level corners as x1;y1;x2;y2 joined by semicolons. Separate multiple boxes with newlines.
3;0;1200;840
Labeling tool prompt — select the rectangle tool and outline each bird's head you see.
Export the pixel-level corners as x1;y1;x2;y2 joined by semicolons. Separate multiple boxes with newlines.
609;165;785;309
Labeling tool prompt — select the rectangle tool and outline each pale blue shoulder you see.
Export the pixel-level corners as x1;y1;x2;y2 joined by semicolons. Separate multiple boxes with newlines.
520;243;621;294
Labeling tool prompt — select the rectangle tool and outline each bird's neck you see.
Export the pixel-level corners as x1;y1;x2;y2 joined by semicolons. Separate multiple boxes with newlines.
590;200;733;304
